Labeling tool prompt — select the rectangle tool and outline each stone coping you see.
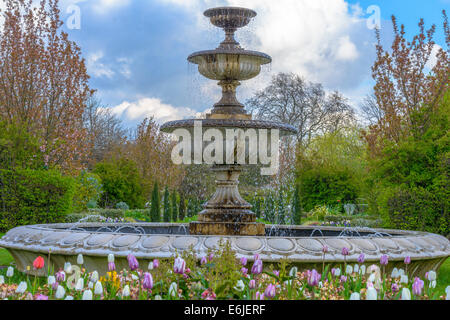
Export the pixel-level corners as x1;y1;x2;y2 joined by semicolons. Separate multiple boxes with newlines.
0;223;448;264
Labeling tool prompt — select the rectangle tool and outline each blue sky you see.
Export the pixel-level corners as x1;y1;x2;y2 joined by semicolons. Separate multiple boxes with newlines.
57;0;449;128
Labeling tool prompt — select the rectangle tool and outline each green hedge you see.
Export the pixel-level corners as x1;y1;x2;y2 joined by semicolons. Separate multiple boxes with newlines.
0;169;75;231
298;168;360;212
383;187;449;236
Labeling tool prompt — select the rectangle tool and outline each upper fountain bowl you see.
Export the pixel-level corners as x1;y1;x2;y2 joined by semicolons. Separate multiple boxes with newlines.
188;49;271;81
204;7;257;29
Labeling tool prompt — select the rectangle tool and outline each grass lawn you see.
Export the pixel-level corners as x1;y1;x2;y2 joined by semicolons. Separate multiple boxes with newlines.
436;257;450;294
0;233;14;266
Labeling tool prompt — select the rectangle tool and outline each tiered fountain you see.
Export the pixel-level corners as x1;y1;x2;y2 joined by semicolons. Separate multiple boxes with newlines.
0;7;448;277
161;6;297;236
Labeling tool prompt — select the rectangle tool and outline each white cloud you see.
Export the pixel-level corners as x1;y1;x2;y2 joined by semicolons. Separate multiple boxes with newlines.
117;57;132;78
425;44;443;70
86;51;115;78
335;36;359;61
91;0;131;14
106;97;199;124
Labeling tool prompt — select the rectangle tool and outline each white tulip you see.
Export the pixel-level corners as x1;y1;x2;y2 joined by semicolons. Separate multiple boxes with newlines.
82;290;93;300
427;271;436;281
366;287;377;300
401;288;411;300
350;292;360;300
169;282;178;297
65;295;74;300
334;268;341;276
88;281;94;289
91;271;99;283
353;264;359;274
391;268;399;278
400;275;408;284
15;281;27;294
289;266;298;277
429;280;436;288
148;262;154;270
234;280;245;292
0;275;4;284
47;276;56;286
64;262;72;274
55;285;66;299
346;265;353;274
75;278;84;291
108;254;115;263
122;285;130;297
77;254;84;265
360;265;366;275
6;266;14;277
398;269;405;277
445;286;450;300
94;281;103;295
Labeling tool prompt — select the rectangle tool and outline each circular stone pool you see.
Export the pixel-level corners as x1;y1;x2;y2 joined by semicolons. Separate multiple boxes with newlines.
0;223;448;277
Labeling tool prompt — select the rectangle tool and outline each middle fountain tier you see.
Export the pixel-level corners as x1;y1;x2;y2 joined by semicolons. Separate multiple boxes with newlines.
161;6;297;236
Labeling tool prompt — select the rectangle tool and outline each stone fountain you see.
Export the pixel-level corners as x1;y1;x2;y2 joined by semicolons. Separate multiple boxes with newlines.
161;6;297;236
0;7;448;277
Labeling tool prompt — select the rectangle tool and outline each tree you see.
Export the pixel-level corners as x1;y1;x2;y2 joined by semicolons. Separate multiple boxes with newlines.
178;192;186;221
0;0;93;173
369;92;449;235
163;186;171;223
83;95;127;168
93;158;144;209
150;181;161;222
171;190;178;222
0;121;43;170
246;72;355;148
127;117;184;200
363;12;449;156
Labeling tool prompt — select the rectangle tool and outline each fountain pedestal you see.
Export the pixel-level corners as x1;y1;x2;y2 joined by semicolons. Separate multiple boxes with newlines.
189;165;265;236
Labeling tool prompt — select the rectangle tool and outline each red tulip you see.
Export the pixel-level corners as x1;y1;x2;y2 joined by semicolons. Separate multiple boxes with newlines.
33;256;45;270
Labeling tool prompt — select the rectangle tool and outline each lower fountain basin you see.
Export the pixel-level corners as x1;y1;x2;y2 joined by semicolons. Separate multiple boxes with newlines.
0;223;448;277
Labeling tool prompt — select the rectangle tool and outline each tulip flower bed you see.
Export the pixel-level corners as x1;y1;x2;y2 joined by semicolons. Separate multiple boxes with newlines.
0;242;449;300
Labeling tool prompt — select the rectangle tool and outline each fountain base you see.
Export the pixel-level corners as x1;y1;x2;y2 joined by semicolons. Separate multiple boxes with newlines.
189;221;265;236
189;164;265;236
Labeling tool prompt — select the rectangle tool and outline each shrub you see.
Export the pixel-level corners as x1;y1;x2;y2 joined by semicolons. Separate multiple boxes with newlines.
86;200;98;209
307;205;330;221
116;202;129;210
124;209;151;222
72;171;103;212
0;169;75;231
